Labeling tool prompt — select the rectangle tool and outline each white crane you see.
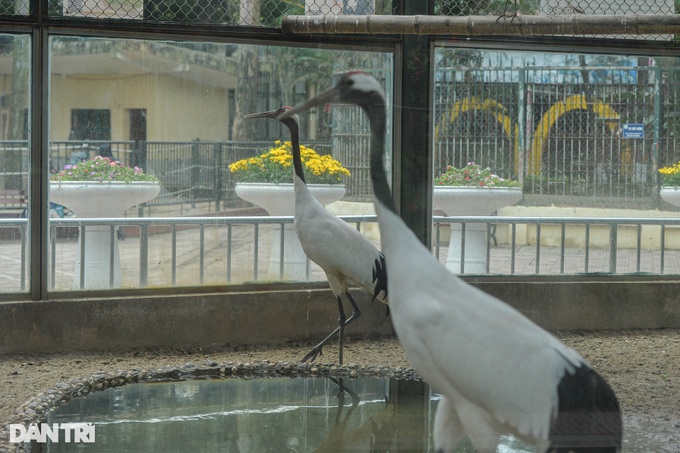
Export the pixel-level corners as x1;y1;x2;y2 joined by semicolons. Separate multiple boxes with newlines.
245;107;388;365
281;72;622;452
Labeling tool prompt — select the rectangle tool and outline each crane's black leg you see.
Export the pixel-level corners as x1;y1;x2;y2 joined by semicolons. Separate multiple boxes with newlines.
344;292;362;325
327;377;360;429
332;377;360;408
301;296;345;363
301;292;363;364
337;296;347;364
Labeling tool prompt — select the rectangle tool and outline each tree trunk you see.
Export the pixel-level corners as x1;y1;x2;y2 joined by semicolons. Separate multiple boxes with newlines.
2;36;28;190
231;45;260;142
232;0;261;142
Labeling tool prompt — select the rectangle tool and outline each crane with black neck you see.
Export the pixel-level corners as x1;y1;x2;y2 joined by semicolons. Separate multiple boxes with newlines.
245;106;388;365
281;72;622;452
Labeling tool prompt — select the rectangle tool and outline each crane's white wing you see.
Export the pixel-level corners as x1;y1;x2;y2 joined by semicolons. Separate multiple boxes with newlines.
378;203;583;444
294;179;386;300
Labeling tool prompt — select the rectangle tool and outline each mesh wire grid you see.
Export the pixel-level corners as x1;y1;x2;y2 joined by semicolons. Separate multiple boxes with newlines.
0;0;676;42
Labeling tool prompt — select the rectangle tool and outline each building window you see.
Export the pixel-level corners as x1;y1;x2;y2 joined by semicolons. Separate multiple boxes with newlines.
70;109;111;140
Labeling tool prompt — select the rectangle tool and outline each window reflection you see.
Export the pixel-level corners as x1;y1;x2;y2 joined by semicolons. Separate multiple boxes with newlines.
432;46;680;276
48;36;394;290
0;34;30;294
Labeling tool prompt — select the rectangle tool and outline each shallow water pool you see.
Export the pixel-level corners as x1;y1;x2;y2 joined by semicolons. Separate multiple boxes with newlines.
42;376;676;452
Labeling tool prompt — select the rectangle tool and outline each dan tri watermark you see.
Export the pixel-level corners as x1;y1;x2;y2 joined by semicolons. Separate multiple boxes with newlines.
9;423;95;443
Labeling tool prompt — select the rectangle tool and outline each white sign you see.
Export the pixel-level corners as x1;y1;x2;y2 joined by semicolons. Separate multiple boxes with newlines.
10;423;95;443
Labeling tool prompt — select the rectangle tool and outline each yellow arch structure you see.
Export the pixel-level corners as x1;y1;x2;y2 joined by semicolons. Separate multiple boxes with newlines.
529;94;621;174
435;97;520;173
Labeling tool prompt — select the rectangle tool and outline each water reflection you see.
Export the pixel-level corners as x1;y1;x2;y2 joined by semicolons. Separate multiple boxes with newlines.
48;376;419;452
45;376;672;452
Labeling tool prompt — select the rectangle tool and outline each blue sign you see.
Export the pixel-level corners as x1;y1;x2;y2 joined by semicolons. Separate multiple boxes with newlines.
622;123;644;139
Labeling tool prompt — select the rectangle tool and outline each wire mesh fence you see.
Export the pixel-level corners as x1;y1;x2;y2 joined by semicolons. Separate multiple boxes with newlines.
1;0;676;40
433;59;680;209
434;0;675;17
0;140;335;211
4;64;680;211
43;139;333;208
7;0;395;24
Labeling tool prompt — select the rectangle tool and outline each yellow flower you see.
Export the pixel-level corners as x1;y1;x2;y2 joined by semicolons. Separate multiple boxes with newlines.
229;140;350;184
659;160;680;186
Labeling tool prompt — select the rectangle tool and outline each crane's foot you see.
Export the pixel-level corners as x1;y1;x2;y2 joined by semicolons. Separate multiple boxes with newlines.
301;344;324;363
300;323;342;363
300;293;362;364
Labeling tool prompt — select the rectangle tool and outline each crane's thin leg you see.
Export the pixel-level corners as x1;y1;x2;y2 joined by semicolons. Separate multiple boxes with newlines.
344;292;362;324
337;296;347;364
301;296;345;363
329;376;361;419
333;377;346;423
301;292;363;364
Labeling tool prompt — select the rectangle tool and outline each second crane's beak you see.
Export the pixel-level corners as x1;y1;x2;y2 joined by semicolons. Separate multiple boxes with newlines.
278;85;340;120
244;109;280;119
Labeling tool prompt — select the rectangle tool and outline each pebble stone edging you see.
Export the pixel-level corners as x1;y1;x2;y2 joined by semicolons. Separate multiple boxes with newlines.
1;360;422;453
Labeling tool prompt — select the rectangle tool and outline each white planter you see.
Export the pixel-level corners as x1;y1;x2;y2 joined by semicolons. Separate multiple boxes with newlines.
660;187;680;208
235;182;346;280
433;186;522;274
50;181;161;289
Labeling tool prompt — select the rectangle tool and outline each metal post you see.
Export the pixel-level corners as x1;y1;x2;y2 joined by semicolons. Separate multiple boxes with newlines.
140;224;149;287
395;0;433;247
214;142;223;212
653;64;662;194
191;139;200;208
30;26;50;300
517;67;526;183
609;224;618;273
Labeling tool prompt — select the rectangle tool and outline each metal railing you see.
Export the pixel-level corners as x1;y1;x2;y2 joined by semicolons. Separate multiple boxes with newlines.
1;139;335;209
433;64;675;210
7;61;680;209
433;215;680;275
49;139;334;206
3;214;680;293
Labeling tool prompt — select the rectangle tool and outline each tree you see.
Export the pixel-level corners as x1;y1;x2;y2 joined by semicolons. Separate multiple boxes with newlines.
1;35;29;190
231;0;261;141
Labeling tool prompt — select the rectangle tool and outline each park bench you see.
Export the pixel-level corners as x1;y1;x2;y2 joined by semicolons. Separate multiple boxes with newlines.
0;189;27;239
0;189;27;216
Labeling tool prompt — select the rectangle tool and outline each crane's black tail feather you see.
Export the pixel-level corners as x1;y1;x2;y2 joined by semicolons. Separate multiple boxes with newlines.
371;253;388;304
549;364;622;452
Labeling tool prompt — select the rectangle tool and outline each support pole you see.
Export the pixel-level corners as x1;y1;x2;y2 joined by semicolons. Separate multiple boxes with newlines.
394;1;433;247
282;14;680;36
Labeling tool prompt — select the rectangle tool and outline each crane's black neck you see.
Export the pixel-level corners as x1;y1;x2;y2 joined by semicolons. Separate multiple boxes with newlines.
281;116;306;184
363;92;396;214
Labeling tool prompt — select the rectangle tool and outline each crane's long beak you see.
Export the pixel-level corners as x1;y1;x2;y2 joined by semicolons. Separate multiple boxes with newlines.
244;109;279;119
278;86;340;120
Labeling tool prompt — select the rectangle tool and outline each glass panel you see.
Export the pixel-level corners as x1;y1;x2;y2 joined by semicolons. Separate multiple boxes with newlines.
48;36;393;291
432;45;680;276
0;34;30;294
0;0;31;15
